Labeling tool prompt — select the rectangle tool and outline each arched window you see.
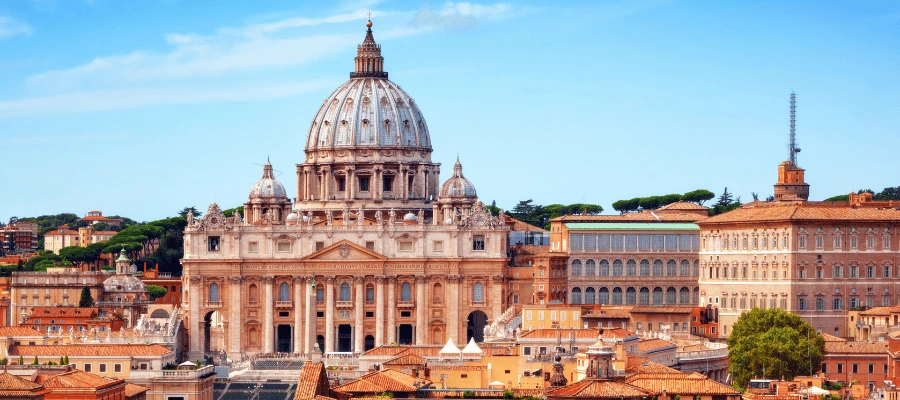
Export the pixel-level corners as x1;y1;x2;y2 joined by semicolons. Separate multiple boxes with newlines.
653;259;663;276
679;287;690;304
693;287;700;304
693;260;700;276
626;259;636;276
666;287;677;304
432;283;443;304
571;288;582;304
612;259;623;276
639;259;650;276
473;282;484;302
639;287;650;305
571;260;582;276
626;287;636;305
667;260;677;276
279;282;290;302
249;284;258;303
339;282;351;301
599;287;609;304
599;260;609;276
366;284;375;303
652;287;663;305
680;259;690;276
584;260;596;276
401;282;412;301
612;287;623;305
209;283;219;302
585;287;596;304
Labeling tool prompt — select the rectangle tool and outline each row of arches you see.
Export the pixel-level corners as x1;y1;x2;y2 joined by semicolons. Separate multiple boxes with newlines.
570;258;699;277
570;286;699;306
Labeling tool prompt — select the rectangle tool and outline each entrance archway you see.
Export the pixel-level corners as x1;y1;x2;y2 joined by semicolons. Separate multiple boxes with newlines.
466;310;488;342
398;324;413;345
365;335;375;351
338;325;352;352
203;311;224;353
277;325;292;353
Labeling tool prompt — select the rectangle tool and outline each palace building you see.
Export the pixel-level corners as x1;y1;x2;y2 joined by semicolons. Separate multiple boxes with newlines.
181;20;510;360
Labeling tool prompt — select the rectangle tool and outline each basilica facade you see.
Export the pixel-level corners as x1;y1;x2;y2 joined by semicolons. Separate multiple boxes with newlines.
181;21;510;360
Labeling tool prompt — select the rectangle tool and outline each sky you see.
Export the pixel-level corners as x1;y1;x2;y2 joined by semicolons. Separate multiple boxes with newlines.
1;0;899;223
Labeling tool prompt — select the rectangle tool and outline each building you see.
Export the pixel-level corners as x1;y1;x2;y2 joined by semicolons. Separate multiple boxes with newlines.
1;221;38;255
8;344;175;379
10;269;109;326
181;20;510;360
42;225;116;255
140;268;182;306
82;211;122;226
21;307;125;335
547;203;706;321
822;339;890;395
97;249;152;329
698;167;900;338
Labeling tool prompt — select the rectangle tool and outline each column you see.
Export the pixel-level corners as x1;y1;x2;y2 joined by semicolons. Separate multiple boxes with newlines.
263;277;274;353
375;276;385;346
354;276;365;353
188;276;202;358
325;277;335;353
387;277;396;344
447;275;461;344
293;276;304;354
348;169;356;200
228;276;243;359
306;276;317;356
400;164;408;200
296;166;303;203
374;167;382;200
415;275;427;344
491;275;504;319
322;167;331;201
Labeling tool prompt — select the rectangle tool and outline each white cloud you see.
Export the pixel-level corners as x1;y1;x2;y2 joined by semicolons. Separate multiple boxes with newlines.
409;2;513;31
0;16;33;38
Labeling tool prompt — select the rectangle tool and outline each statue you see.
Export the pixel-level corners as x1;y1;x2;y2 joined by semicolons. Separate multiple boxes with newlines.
186;210;194;226
307;211;314;227
234;210;243;223
342;205;350;226
389;209;396;225
498;209;505;222
326;210;333;226
418;209;424;225
375;210;383;225
357;205;365;226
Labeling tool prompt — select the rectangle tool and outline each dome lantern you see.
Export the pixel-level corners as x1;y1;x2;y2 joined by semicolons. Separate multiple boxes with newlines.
350;20;387;79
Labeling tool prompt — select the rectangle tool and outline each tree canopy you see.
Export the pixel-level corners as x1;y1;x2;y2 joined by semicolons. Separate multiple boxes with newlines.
58;246;100;270
822;187;900;202
178;207;202;219
146;285;168;300
728;308;824;388
78;286;94;307
506;200;603;230
611;189;715;214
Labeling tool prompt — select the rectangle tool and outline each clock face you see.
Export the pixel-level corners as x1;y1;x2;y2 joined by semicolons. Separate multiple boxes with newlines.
210;217;218;225
473;212;487;226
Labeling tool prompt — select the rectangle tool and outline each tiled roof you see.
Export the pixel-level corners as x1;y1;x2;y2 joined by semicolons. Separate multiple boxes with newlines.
0;372;44;395
600;328;637;339
547;378;651;398
825;341;889;354
519;329;603;340
0;327;46;337
820;333;847;342
429;365;486;371
699;202;900;225
294;362;332;400
629;305;697;314
383;353;426;366
656;201;709;211
859;305;900;316
636;338;676;353
361;345;443;358
40;369;119;390
507;217;548;233
582;309;631;319
626;372;741;395
625;358;680;374
29;307;97;318
554;212;705;223
9;344;172;357
44;229;78;236
124;383;150;398
333;369;429;394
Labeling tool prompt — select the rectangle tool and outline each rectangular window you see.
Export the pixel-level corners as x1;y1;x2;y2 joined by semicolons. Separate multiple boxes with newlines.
833;297;843;310
99;363;106;373
837;363;843;373
337;176;346;192
359;176;370;192
383;175;394;192
432;241;443;252
799;236;806;249
365;241;375;251
851;236;858;249
816;298;825;311
315;241;325;251
884;236;891;250
822;363;827;373
208;236;220;252
816;236;824;249
869;363;875;374
248;241;259;252
868;236;875;249
365;311;374;318
636;322;642;331
852;363;858;374
114;364;122;373
867;266;875;278
523;346;531;356
399;241;413;252
798;297;807;311
276;242;291;252
84;363;92;372
473;235;485;251
850;266;859;279
834;236;842;250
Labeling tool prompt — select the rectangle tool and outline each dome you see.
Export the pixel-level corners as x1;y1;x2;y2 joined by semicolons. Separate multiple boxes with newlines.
249;160;288;200
304;21;431;152
403;212;418;222
439;158;477;198
286;212;299;221
103;274;147;293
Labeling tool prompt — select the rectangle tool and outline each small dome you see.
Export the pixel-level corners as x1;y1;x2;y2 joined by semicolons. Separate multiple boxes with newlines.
249;160;288;200
103;274;147;293
440;158;476;199
286;212;299;221
403;212;418;221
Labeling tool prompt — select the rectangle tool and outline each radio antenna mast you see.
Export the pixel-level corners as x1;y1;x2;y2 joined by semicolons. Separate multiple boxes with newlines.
789;92;800;165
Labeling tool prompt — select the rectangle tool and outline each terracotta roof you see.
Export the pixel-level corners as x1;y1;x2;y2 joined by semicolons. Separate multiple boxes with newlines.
547;378;651;398
0;372;44;396
294;362;332;400
859;305;900;316
582;309;631;319
628;305;696;314
29;307;97;318
656;201;709;211
636;338;676;353
0;327;46;337
124;383;150;398
429;365;486;371
40;369;119;390
554;212;705;223
333;369;429;394
825;341;889;354
599;328;637;340
9;344;172;357
383;353;427;366
519;329;603;340
44;229;78;236
361;345;444;358
699;201;900;225
626;372;741;395
625;358;680;374
820;333;847;342
507;217;548;233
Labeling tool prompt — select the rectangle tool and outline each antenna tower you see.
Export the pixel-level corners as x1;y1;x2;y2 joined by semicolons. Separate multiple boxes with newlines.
789;92;800;164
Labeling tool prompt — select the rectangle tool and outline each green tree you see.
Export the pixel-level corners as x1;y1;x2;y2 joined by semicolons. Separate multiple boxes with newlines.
178;207;202;219
715;187;734;207
875;186;900;201
682;189;715;205
16;260;23;272
79;286;94;307
222;206;245;218
728;308;824;388
146;285;168;300
58;246;100;270
32;356;38;365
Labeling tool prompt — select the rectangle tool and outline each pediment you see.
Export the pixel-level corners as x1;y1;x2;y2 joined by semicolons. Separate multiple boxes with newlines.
302;240;387;261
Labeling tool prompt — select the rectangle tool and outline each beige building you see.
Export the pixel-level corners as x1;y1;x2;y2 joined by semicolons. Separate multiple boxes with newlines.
43;225;116;254
10;269;109;326
182;21;510;360
698;161;900;338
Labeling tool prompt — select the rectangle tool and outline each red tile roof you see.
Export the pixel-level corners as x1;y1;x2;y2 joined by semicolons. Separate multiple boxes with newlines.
625;372;741;395
859;305;900;316
824;341;889;354
294;362;333;400
820;333;847;342
361;345;444;358
636;338;676;353
333;369;429;394
625;358;680;374
0;327;46;337
9;344;172;357
656;201;709;211
39;369;120;390
383;353;427;366
519;329;602;340
547;378;651;398
0;372;45;397
554;212;705;223
124;383;150;398
29;307;97;318
700;201;900;225
506;217;548;233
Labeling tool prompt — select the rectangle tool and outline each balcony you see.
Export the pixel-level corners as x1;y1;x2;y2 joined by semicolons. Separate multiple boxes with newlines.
96;300;154;307
205;301;223;308
397;300;415;309
335;301;353;310
275;301;293;309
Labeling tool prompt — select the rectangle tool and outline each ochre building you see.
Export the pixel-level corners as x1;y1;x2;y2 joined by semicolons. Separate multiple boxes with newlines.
181;21;509;360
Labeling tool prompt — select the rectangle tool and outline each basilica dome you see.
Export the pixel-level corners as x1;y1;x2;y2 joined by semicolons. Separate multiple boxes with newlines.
249;160;288;200
440;158;477;199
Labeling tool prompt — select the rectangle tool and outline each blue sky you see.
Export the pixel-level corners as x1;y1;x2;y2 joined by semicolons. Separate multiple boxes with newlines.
1;0;899;223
